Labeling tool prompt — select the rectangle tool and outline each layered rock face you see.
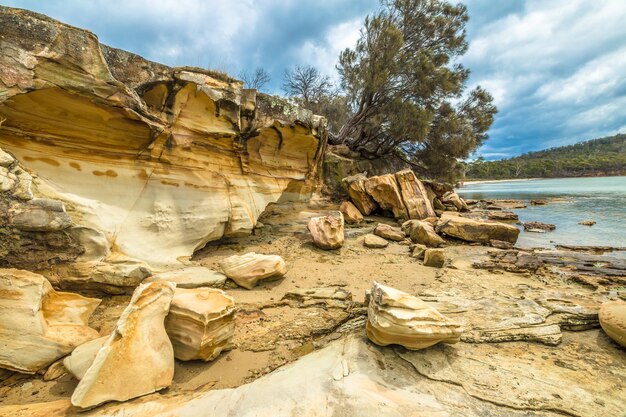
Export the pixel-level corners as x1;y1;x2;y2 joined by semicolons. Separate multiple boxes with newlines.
0;268;100;373
71;281;176;408
165;288;236;361
366;282;462;350
0;6;326;268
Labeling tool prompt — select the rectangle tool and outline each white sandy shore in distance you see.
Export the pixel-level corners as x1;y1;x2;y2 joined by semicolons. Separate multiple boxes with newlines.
460;178;540;186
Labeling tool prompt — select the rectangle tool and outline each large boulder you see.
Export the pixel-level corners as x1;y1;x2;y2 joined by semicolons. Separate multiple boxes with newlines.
395;169;436;219
307;212;345;250
339;201;363;224
70;281;176;408
402;220;446;247
366;282;462;350
219;252;287;289
364;174;408;219
0;268;100;374
599;300;626;348
343;174;378;215
165;288;236;361
436;214;520;244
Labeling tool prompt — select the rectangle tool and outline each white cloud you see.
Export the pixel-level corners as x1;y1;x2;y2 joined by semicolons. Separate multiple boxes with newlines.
295;17;363;81
536;46;626;104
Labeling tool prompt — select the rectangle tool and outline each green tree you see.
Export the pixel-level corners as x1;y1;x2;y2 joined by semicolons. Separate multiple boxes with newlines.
334;0;496;180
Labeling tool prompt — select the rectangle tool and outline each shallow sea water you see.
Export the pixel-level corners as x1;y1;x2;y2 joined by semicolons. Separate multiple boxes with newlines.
457;176;626;257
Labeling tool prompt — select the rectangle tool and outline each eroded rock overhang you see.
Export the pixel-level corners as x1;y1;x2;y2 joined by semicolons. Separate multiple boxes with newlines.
0;6;328;267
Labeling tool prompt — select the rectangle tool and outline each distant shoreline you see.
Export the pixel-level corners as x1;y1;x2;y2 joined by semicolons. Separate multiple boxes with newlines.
460;174;625;186
459;178;540;186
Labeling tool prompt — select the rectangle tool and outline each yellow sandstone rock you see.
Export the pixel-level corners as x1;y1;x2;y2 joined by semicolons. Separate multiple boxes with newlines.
599;300;626;348
219;252;287;289
364;174;409;219
339;201;363;224
307;212;345;250
70;281;176;408
395;169;436;219
0;7;326;268
165;288;236;361
366;282;462;350
0;268;100;374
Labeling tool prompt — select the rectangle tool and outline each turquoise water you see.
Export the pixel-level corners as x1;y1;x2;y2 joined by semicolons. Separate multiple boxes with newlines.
456;177;626;253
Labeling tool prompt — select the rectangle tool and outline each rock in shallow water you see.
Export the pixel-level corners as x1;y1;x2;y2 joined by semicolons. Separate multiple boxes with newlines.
366;282;462;350
219;252;287;289
307;212;345;250
70;281;176;408
165;288;235;361
0;268;100;374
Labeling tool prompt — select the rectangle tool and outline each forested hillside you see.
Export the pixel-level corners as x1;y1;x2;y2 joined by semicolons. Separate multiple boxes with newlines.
466;134;626;179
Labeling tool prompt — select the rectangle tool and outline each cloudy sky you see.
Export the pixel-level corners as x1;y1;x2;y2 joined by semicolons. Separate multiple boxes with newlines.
3;0;626;159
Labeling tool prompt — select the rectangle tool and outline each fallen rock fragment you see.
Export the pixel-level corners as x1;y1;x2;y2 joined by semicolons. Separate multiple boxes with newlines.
402;219;445;247
8;199;73;231
145;267;227;288
364;233;389;248
63;336;108;381
423;249;445;268
366;282;462;350
599;300;626;348
364;174;408;219
343;174;378;215
219;252;287;289
394;169;436;219
0;268;100;374
441;191;468;211
283;287;353;309
410;244;427;259
307;212;345;250
437;214;520;244
165;288;236;361
70;281;176;408
43;359;69;381
373;223;405;241
339;201;363;224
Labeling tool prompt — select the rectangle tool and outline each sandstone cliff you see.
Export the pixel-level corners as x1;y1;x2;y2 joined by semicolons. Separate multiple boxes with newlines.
0;6;327;268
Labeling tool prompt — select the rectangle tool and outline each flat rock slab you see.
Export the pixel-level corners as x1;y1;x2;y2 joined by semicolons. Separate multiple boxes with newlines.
397;331;626;417
145;267;227;288
4;335;623;417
